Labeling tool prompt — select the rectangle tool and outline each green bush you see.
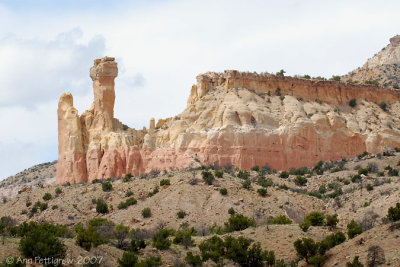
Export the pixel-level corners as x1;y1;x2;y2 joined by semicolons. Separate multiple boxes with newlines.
219;188;228;195
358;168;369;175
199;235;225;262
202;171;214;185
351;174;362;183
387;202;400;222
319;184;327;194
379;101;387;111
304;211;325;226
177;210;186;219
269;215;292;225
125;191;133;197
242;179;251;189
258;177;273;187
96;199;108;214
228;208;235;215
299;221;311;232
257;188;267;197
52;205;58;210
75;218;115;251
118;197;137;210
224;214;255;232
42;193;52;201
347;219;362;239
123;173;133;182
185;252;202;266
237;170;249;179
349;98;357;107
102;181;113;192
19;223;66;262
290;167;310;176
294;176;307;186
55;188;62;195
366;184;374;191
130;238;146;252
148;187;159;197
152;229;173;250
142;208;151;218
173;228;196;248
388;168;399;176
279;171;289;178
160;179;170;186
377;171;385;177
214;170;224;178
293;238;320;264
118;251;138;267
346;256;364;267
321;232;346;249
251;166;260;171
325;214;339;228
224;235;251;265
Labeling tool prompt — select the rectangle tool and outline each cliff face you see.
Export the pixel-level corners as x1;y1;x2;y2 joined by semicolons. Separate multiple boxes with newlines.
56;57;400;184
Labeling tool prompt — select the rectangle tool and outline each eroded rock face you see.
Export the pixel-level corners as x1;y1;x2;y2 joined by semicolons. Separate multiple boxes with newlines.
56;57;400;184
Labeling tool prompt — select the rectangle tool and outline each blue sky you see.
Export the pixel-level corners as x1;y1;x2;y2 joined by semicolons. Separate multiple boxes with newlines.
0;0;399;180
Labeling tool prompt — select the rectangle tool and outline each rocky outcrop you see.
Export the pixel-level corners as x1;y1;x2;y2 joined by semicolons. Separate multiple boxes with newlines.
343;35;400;87
56;56;400;184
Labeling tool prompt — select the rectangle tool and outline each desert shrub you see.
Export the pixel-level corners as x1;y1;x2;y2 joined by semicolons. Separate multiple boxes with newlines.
242;179;251;189
347;219;363;239
279;171;289;178
177;210;186;219
160;179;170;186
366;184;374;191
224;214;255;232
358;168;369;175
293;238;320;264
148;187;159;197
224;235;251;265
309;255;325;266
228;208;235;215
304;211;325;226
125;191;133;197
96;199;108;214
214;170;224;178
251;165;260;171
19;223;66;262
92;179;101;184
123;173;133;182
152;229;173;250
26;201;32;207
173;228;196;248
387;202;400;222
290;167;309;176
294;176;307;186
258;177;273;187
55;188;62;195
325;214;339;229
346;256;364;267
202;171;214;185
102;181;113;192
118;251;138;267
130;238;146;252
269;215;292;225
299;221;311;232
377;171;385;177
367;162;379;173
321;232;346;249
185;252;202;266
52;205;58;210
379;101;387;111
388;168;399;176
113;224;130;249
142;208;151;218
349;98;357;107
118;197;137;210
199;235;225;262
366;245;385;267
319;184;327;194
42;193;52;201
352;174;362;183
219;188;228;195
237;170;249;179
257;188;267;197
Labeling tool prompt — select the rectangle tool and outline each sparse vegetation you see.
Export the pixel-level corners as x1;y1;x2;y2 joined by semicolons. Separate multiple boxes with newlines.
160;179;170;186
102;181;113;192
142;208;151;218
202;171;214;185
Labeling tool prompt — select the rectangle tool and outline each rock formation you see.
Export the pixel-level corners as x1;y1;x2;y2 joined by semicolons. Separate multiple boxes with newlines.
57;54;400;184
343;35;400;87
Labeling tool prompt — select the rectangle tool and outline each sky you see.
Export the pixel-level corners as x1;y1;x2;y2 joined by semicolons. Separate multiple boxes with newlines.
0;0;399;180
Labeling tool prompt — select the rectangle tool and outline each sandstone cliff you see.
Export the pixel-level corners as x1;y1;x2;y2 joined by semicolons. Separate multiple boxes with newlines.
56;57;400;184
